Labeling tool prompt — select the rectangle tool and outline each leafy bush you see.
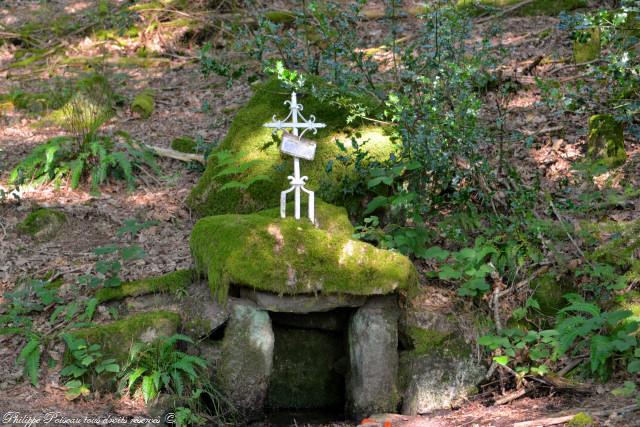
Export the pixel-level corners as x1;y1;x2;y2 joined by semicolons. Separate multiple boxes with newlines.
119;334;207;403
10;135;158;192
9;73;156;191
480;294;640;380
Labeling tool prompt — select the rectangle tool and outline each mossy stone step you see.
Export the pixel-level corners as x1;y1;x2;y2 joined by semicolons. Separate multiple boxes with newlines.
68;311;180;364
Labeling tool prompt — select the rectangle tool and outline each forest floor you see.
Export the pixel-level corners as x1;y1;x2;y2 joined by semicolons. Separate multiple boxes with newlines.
1;1;639;426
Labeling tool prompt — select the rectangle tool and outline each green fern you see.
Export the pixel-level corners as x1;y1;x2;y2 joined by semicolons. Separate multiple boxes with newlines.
119;334;208;403
16;336;41;386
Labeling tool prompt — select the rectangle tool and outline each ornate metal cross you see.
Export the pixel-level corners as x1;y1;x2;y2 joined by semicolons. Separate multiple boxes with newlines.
263;92;326;222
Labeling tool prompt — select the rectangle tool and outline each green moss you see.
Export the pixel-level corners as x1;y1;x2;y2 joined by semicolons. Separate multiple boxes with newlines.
574;28;601;63
264;10;297;24
255;200;355;236
95;269;194;303
267;326;344;409
190;201;418;301
457;0;586;16
69;311;180;363
17;208;66;241
186;78;396;217
170;136;198;153
404;326;449;355
131;89;155;118
587;114;626;167
530;273;569;316
567;412;594;427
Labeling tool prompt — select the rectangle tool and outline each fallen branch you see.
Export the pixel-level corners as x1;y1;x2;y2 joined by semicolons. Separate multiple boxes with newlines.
141;144;206;164
495;387;527;405
476;0;536;24
513;414;577;427
519;125;564;137
549;58;608;75
514;404;639;427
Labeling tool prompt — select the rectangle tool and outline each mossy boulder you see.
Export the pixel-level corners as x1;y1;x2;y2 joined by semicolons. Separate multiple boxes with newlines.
190;201;418;302
573;28;601;63
217;300;274;418
186;78;396;217
95;269;193;303
17;207;66;241
530;273;571;316
96;270;229;339
131;88;155;119
587;114;626;167
68;311;180;363
347;296;400;419
267;325;344;409
399;347;485;415
170;136;198;153
457;0;586;16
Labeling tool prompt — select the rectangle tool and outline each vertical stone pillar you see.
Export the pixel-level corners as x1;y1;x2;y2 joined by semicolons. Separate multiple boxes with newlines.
347;295;400;419
217;300;274;418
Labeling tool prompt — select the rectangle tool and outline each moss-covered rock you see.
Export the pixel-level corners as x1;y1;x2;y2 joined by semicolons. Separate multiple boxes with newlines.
131;88;155;119
68;311;180;363
347;296;400;419
217;300;274;418
457;0;586;16
573;28;601;63
190;201;418;302
95;270;194;303
530;273;570;316
588;114;626;167
186;78;396;217
399;347;485;415
567;412;594;427
267;325;344;409
170;136;198;154
17;207;66;241
96;271;229;339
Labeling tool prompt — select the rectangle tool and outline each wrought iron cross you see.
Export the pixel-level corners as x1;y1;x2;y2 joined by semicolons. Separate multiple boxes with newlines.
263;92;326;222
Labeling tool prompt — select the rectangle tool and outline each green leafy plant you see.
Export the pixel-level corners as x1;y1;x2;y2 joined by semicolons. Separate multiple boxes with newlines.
119;334;207;403
211;149;271;192
9;73;157;192
422;239;498;297
60;335;119;400
480;294;640;380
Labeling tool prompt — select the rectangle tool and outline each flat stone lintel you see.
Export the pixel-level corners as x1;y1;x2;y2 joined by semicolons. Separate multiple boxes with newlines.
239;287;367;313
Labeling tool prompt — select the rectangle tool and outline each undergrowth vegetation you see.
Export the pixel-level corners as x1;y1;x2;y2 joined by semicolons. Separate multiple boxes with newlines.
8;73;158;192
194;0;640;400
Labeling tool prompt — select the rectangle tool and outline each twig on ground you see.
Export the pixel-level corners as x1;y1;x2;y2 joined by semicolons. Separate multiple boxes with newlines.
495;387;528;405
519;126;564;137
549;58;608;75
476;0;536;24
514;404;639;427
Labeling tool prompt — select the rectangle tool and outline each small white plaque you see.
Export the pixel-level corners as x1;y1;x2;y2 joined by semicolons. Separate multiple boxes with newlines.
280;132;316;161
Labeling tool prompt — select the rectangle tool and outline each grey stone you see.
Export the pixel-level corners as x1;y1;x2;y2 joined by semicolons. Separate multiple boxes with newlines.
270;310;350;331
217;299;274;418
240;287;366;313
347;295;400;419
115;281;229;339
400;349;486;415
